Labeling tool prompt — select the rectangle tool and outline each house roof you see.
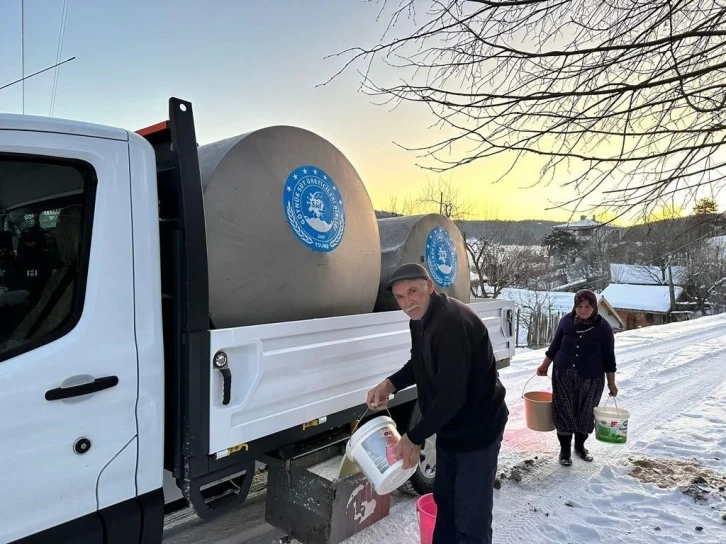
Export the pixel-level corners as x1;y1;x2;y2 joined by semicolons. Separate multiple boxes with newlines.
600;283;684;313
553;218;601;229
610;263;688;286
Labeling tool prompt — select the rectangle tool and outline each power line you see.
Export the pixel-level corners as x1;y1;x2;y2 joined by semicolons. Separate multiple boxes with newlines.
0;57;76;93
50;0;70;117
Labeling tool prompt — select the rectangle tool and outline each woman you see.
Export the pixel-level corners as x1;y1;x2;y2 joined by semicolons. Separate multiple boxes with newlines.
537;289;617;466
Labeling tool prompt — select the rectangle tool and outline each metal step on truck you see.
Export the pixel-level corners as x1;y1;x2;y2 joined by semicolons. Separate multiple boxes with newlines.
0;97;515;544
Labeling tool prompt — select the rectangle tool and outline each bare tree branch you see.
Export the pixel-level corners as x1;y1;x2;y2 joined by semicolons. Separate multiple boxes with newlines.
329;0;726;214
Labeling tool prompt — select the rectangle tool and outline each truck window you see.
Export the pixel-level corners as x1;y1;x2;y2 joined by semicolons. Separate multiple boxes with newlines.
0;156;94;362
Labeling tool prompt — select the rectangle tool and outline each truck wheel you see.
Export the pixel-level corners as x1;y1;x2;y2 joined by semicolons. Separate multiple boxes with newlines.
406;405;436;496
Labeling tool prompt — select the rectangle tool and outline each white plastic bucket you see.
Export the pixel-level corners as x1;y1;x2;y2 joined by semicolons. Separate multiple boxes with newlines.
346;415;416;495
594;397;630;444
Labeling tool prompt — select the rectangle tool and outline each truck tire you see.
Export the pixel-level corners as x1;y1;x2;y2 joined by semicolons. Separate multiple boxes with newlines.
406;404;436;496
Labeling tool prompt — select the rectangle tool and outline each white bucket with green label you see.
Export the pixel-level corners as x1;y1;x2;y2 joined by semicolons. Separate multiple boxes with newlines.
594;397;630;444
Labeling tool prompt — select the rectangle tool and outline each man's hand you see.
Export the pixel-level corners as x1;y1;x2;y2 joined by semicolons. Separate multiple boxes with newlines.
393;434;421;470
366;379;394;411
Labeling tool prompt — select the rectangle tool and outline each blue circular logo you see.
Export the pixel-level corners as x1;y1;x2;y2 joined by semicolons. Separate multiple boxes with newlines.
426;227;457;287
283;165;345;252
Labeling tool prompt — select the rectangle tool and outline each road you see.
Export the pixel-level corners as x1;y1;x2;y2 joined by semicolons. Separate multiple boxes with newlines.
163;490;285;544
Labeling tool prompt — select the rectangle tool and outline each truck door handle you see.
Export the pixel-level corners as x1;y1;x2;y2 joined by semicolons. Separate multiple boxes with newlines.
45;376;119;401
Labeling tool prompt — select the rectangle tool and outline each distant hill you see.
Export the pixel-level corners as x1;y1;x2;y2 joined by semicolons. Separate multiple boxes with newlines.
456;220;561;245
619;214;726;244
374;210;402;219
373;210;726;246
374;210;560;245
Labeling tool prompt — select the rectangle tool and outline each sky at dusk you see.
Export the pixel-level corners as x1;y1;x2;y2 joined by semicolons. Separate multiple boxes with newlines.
0;1;717;222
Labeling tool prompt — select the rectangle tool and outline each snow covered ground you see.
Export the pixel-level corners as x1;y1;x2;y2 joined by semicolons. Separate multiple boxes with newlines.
340;314;726;544
164;314;726;543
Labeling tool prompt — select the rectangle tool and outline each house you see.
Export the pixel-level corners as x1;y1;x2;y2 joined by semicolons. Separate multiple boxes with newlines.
600;283;685;329
547;218;623;285
552;215;604;240
605;264;690;329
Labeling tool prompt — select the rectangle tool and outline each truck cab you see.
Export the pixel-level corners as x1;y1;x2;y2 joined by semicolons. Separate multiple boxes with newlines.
0;99;515;544
0;114;165;543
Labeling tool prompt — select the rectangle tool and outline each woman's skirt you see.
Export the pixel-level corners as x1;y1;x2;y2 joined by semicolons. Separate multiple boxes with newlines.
552;367;605;434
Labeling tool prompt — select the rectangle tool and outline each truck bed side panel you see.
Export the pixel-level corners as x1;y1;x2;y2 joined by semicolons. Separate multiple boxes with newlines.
207;300;514;454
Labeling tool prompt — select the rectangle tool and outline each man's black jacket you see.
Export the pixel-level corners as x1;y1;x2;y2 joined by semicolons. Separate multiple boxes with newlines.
388;292;508;451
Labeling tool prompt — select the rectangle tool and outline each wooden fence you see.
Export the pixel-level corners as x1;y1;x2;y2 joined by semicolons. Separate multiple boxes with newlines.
516;308;566;348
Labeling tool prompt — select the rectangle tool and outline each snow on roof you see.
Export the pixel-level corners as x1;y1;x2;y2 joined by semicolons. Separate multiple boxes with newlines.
610;263;688;286
601;283;683;313
553;218;601;229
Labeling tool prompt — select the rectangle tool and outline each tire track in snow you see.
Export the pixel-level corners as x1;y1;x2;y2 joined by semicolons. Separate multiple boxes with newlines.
617;324;726;383
493;327;726;543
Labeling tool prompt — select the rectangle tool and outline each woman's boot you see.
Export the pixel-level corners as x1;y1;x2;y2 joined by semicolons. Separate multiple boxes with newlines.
557;433;572;466
574;432;593;461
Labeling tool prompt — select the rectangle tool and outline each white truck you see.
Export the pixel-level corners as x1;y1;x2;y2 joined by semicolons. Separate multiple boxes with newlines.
0;98;515;544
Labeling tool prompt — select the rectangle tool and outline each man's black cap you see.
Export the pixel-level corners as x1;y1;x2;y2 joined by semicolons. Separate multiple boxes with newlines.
386;262;431;291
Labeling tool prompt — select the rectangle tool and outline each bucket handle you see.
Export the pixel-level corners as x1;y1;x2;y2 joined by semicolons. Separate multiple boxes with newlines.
352;405;393;433
521;373;552;398
602;395;620;417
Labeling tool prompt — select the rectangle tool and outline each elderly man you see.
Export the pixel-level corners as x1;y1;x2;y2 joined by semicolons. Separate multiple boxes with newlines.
367;263;508;544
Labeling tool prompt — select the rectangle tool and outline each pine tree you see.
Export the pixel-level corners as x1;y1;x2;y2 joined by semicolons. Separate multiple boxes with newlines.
694;198;718;215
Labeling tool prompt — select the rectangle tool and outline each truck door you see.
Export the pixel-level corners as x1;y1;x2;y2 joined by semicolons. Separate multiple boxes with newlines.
0;129;140;543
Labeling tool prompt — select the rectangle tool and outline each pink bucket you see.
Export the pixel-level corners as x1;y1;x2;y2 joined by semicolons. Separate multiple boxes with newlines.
416;494;437;544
